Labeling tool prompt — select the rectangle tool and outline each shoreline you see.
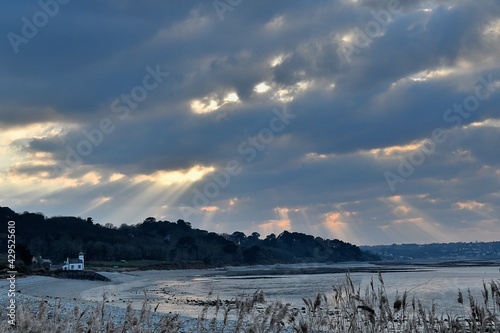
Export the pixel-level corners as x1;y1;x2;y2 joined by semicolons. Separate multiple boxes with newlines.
0;270;205;331
7;259;499;304
7;259;499;302
1;261;499;331
2;260;499;318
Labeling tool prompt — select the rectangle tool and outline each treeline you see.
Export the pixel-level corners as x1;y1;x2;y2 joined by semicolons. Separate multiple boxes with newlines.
0;207;378;267
361;242;500;260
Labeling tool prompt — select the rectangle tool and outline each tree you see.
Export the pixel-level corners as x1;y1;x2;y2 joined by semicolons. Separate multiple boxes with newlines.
222;242;238;254
144;217;157;224
265;233;276;241
16;243;32;266
177;219;191;230
251;232;260;239
230;231;246;245
243;246;261;264
119;223;130;231
264;233;277;247
176;236;198;259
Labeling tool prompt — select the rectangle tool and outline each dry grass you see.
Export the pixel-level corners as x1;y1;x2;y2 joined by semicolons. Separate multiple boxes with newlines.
2;273;500;332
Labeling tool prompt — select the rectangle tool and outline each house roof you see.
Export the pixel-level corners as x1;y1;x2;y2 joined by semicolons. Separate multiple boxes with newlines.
68;259;83;264
33;256;52;263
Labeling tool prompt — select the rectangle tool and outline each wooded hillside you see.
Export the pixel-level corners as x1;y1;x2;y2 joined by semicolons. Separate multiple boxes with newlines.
0;206;379;268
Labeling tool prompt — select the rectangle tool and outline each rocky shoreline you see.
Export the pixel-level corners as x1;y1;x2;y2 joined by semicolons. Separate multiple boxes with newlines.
34;269;111;281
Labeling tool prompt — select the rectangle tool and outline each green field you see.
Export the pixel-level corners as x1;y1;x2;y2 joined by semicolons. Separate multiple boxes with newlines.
85;260;165;269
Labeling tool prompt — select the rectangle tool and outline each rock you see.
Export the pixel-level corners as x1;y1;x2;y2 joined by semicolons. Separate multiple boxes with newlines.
43;270;111;281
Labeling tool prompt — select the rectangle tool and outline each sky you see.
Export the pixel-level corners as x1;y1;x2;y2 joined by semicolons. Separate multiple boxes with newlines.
1;0;500;246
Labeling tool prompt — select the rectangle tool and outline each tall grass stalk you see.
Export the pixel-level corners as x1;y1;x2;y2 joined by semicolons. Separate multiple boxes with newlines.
1;273;499;332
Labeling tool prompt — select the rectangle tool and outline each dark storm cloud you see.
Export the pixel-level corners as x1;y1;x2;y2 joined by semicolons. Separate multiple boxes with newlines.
3;0;500;244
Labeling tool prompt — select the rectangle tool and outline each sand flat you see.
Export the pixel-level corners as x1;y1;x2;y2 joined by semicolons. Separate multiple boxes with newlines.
0;270;199;319
3;275;108;300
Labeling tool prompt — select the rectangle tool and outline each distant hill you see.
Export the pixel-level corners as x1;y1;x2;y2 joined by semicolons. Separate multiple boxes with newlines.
0;206;379;269
361;242;500;261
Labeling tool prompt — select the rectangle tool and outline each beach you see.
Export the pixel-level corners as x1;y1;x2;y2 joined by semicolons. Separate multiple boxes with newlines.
0;264;379;330
0;267;281;321
0;270;216;331
2;262;496;316
2;263;499;332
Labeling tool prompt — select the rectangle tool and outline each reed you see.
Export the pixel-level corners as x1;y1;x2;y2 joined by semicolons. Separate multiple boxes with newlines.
1;274;499;332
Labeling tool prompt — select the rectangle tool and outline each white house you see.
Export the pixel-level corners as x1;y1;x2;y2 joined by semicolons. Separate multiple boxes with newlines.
62;252;84;270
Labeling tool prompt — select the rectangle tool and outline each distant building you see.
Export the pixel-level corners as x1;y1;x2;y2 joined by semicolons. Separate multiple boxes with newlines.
62;252;85;270
32;255;52;268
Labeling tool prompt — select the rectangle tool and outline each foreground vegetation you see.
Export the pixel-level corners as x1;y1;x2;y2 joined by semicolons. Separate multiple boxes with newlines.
2;273;499;332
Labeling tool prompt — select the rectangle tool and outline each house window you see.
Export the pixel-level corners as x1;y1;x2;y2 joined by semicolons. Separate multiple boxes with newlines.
78;264;81;269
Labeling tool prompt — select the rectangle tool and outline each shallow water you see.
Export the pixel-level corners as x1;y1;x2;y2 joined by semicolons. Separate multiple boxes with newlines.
82;264;500;317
